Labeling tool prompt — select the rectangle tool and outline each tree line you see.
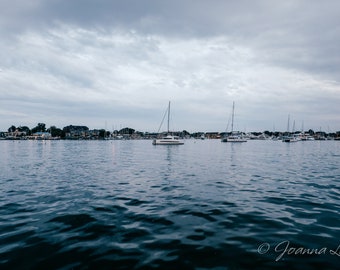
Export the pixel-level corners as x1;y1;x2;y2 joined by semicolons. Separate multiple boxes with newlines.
7;123;65;137
4;123;139;139
3;123;340;139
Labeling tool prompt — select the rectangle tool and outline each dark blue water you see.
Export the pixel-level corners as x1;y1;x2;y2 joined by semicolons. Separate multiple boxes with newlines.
1;139;340;269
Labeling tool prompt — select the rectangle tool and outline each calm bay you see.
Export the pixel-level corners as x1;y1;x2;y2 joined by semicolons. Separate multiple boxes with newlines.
1;139;340;269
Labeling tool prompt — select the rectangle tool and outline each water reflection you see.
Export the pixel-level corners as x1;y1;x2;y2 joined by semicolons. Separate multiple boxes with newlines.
159;145;177;182
165;145;174;163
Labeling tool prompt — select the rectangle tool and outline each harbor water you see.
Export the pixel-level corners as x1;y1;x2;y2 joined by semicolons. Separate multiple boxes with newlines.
1;139;340;269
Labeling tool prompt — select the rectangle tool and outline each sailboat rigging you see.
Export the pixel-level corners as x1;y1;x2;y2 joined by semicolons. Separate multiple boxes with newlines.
282;115;299;142
152;101;184;145
221;101;247;143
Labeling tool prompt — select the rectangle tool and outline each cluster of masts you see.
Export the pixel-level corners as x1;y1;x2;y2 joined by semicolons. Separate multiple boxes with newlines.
152;101;339;145
2;102;338;143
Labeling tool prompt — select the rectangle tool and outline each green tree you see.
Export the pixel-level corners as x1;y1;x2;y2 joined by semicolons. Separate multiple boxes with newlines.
119;127;135;135
182;130;190;136
48;126;63;137
99;129;106;138
8;125;16;132
264;130;272;136
18;126;31;135
308;129;315;135
32;123;46;133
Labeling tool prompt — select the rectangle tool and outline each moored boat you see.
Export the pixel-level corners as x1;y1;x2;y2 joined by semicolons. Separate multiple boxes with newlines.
221;133;247;142
152;101;184;146
221;101;247;143
282;115;300;143
152;135;184;145
282;135;299;143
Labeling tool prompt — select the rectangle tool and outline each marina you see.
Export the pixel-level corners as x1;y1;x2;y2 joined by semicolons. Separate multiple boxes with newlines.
1;2;340;269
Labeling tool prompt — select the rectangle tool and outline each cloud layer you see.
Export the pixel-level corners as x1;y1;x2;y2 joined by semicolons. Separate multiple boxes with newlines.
1;0;339;132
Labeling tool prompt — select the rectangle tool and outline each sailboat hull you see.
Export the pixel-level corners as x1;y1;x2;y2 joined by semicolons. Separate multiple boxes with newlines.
282;136;299;143
221;136;247;143
153;135;184;145
152;139;184;145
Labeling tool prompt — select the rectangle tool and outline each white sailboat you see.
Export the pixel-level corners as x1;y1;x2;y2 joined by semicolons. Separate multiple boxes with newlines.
221;101;247;143
152;101;184;145
282;115;299;142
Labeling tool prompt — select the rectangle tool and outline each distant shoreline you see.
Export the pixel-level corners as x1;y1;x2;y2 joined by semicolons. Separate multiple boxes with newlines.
1;123;340;141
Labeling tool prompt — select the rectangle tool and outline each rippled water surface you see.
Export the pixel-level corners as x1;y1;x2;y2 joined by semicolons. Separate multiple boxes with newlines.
1;139;340;269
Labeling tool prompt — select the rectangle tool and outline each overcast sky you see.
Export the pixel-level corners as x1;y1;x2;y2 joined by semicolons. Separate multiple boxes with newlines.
1;0;339;133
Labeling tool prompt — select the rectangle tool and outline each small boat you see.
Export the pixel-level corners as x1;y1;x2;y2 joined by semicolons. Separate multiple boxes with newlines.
282;135;299;143
299;133;315;141
282;115;299;143
221;101;247;143
153;134;184;145
153;101;184;145
221;133;248;142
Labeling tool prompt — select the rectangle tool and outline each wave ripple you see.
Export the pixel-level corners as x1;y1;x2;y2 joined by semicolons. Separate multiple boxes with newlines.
1;140;340;269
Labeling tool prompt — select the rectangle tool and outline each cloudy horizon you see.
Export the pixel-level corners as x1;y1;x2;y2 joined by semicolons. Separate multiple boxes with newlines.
1;0;339;133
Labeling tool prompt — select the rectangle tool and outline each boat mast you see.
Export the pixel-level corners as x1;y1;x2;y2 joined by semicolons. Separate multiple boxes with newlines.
287;114;290;133
167;101;170;134
231;101;235;133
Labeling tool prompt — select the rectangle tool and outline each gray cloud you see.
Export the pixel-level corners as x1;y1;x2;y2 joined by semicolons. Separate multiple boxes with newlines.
1;0;339;132
3;1;340;78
